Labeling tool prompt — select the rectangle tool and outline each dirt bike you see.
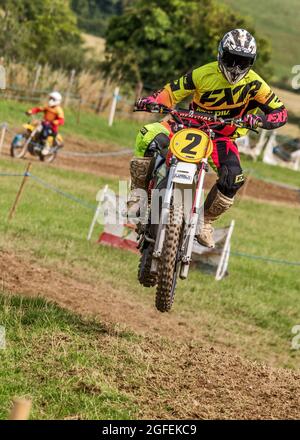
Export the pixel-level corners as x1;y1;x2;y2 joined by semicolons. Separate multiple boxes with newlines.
134;103;257;312
11;119;64;163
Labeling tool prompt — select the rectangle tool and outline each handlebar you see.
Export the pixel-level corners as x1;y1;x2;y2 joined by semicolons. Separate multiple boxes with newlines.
134;102;260;133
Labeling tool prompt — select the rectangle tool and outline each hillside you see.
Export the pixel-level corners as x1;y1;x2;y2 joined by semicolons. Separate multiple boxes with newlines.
223;0;300;81
82;33;106;60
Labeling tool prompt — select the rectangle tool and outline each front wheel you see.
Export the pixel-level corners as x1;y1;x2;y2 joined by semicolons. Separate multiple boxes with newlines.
155;205;183;312
10;134;30;159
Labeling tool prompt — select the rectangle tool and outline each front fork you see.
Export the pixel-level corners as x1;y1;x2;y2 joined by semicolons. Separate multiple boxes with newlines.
24;129;37;151
179;158;208;280
150;157;208;278
151;157;177;274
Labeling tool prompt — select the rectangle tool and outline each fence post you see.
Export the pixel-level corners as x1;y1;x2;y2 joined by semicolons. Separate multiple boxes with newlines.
96;78;110;114
0;60;6;90
108;87;120;127
65;69;76;107
0;123;8;155
76;98;82;125
8;162;32;222
9;398;32;420
31;64;42;95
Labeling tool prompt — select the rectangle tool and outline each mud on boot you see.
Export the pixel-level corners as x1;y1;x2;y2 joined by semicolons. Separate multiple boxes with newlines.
196;185;234;248
127;156;153;219
197;222;215;248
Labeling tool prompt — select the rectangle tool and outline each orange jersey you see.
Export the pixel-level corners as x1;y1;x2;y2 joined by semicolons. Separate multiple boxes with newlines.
30;105;65;133
42;105;64;123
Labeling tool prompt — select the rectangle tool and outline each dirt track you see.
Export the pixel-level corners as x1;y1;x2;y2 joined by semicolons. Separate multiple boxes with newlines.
1;248;300;419
2;134;300;419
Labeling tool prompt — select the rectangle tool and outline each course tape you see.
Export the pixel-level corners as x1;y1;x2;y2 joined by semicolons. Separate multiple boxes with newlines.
230;250;300;267
0;171;96;211
29;174;96;211
0;172;27;177
0;170;299;267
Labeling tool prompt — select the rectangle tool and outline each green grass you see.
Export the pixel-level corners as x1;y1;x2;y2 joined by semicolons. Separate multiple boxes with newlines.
222;0;300;81
0;156;299;377
0;295;139;419
0;97;141;148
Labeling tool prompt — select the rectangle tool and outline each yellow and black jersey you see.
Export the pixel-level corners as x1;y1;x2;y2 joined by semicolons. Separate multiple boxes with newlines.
156;61;287;137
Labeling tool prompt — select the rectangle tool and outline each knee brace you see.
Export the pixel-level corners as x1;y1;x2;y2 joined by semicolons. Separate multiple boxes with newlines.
134;122;170;157
217;165;245;198
145;133;170;157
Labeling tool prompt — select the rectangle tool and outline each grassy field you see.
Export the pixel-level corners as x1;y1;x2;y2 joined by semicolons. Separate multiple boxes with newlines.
0;154;299;417
0;98;299;421
223;0;300;81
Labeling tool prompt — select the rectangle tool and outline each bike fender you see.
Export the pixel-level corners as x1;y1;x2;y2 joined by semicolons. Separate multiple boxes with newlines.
23;124;34;131
11;134;24;147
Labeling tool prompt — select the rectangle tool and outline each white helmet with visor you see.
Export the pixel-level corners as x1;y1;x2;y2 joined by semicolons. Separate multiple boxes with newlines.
48;91;62;107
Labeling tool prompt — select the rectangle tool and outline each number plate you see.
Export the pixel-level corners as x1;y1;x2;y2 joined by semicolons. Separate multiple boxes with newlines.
173;162;197;185
170;128;213;163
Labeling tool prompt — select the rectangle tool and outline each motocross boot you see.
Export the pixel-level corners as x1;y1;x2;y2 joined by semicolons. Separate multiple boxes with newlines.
41;144;51;156
196;185;234;248
127;157;153;221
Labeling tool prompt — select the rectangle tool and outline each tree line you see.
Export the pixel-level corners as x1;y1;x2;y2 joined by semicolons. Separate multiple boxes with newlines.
0;0;84;71
0;0;272;90
102;0;272;90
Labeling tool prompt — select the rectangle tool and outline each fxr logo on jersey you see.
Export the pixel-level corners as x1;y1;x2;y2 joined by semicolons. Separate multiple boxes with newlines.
200;80;262;107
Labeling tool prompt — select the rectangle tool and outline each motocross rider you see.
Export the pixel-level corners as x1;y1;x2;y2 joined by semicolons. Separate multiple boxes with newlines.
129;29;288;248
26;91;65;155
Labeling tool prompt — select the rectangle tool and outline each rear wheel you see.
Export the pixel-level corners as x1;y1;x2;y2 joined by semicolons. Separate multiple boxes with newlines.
40;151;57;163
138;242;157;287
155;205;183;312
